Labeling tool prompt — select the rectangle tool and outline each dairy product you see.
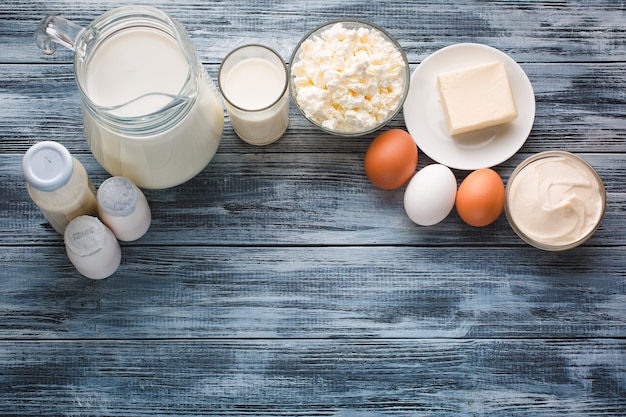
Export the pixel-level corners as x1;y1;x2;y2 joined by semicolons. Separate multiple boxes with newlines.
222;58;285;110
64;215;121;280
83;28;224;189
219;46;289;145
23;141;98;234
97;176;151;242
87;29;187;117
291;23;406;133
437;61;518;135
506;152;605;250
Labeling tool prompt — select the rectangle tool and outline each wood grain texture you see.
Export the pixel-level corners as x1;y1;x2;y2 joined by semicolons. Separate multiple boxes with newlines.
2;152;625;246
1;340;625;416
1;0;625;64
0;0;625;415
0;62;624;157
1;245;625;339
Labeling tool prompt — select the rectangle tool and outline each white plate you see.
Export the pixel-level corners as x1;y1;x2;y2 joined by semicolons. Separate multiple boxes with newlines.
403;43;535;170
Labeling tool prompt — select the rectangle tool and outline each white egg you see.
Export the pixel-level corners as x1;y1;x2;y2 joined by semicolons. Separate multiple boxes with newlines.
404;164;457;226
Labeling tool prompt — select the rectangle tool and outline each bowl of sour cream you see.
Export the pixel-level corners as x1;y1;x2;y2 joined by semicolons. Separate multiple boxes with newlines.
289;19;409;136
505;151;606;251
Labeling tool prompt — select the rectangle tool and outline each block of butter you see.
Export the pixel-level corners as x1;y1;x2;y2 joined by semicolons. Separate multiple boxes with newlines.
437;61;518;135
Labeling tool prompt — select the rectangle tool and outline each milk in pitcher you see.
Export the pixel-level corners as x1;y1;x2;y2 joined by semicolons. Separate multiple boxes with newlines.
82;28;223;189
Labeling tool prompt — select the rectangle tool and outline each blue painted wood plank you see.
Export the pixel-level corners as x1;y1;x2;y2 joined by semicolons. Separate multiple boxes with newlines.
0;0;624;414
0;62;624;154
0;246;624;339
1;152;624;246
1;0;625;64
0;339;624;416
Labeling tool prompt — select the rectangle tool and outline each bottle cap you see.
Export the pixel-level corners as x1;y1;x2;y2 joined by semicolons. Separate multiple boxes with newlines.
64;215;107;257
22;141;73;192
97;177;139;217
64;215;121;280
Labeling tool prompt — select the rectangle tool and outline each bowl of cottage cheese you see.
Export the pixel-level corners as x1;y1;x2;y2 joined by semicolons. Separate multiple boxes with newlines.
289;20;410;136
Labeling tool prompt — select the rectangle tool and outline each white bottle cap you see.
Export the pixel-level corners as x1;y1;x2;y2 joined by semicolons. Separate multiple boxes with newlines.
64;215;121;280
65;215;108;257
97;176;138;217
22;141;73;192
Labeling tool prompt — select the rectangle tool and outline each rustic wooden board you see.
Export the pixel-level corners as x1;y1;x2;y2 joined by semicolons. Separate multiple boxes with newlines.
0;0;624;415
1;0;625;64
1;245;625;339
1;339;625;416
1;152;625;246
1;62;625;154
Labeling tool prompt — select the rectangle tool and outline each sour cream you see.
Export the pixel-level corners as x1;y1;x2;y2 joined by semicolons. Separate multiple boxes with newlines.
505;151;605;250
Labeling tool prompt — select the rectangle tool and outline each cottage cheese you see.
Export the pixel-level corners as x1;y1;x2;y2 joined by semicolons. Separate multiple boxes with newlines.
291;23;406;133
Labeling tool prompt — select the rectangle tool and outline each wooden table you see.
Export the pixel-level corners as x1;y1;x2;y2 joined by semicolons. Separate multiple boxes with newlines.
1;0;625;415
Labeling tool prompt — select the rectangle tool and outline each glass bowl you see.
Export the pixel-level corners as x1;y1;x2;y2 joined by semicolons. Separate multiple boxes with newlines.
505;151;606;251
289;19;410;137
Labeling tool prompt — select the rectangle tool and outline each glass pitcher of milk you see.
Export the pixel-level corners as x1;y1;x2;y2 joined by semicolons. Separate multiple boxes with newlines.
35;6;224;189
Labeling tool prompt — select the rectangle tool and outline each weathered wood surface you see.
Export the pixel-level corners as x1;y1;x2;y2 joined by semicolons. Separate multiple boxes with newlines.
3;152;626;246
1;245;625;339
1;340;625;416
1;0;625;415
1;0;625;64
1;63;625;153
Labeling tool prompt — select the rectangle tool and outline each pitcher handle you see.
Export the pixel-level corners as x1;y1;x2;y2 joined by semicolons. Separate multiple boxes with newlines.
35;15;83;55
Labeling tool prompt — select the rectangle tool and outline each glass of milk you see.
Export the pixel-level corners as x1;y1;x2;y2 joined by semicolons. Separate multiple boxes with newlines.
218;45;289;146
35;6;225;189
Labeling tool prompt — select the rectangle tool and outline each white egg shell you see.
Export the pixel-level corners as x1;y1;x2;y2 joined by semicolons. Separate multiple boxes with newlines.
404;164;457;226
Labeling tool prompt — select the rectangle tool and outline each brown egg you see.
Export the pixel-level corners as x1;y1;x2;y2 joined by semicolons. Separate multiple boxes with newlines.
456;168;505;227
364;129;418;190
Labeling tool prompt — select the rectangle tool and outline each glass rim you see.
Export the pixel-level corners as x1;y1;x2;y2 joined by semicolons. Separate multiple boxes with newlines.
73;6;200;134
218;44;289;113
504;150;606;251
288;19;410;137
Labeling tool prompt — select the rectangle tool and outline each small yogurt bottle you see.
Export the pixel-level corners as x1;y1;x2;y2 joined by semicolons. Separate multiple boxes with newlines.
97;176;151;242
22;141;98;234
64;215;121;280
